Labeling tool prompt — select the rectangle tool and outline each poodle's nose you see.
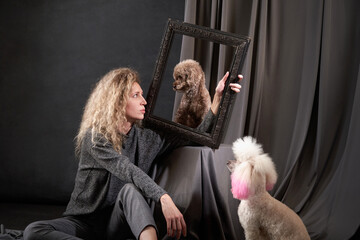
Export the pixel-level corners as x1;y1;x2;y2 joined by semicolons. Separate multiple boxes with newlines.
227;160;236;172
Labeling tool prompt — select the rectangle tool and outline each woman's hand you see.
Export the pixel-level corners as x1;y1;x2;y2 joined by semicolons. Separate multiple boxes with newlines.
211;72;243;114
160;194;187;239
215;71;242;95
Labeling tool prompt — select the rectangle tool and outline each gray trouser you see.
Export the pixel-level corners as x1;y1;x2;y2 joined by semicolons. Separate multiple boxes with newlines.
23;183;157;240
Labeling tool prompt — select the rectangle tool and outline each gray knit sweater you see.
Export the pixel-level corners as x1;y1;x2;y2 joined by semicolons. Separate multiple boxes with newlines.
64;111;215;216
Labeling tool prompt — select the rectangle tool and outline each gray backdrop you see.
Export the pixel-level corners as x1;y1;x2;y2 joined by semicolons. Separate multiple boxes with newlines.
183;0;360;239
0;0;184;204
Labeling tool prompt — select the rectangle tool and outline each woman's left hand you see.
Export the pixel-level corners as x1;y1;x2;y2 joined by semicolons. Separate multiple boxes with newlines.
215;72;243;96
211;72;243;115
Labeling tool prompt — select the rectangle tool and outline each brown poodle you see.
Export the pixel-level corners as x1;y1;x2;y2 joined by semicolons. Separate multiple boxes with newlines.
172;59;211;128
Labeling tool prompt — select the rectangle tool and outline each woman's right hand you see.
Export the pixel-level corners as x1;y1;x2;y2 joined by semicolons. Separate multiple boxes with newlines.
160;194;187;239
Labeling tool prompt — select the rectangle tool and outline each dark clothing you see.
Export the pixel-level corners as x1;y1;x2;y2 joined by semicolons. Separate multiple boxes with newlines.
24;184;152;240
107;184;156;239
64;126;168;216
24;111;215;239
64;111;215;217
24;216;97;240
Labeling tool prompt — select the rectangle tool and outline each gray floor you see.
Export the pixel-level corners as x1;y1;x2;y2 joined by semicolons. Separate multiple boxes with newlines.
0;202;359;239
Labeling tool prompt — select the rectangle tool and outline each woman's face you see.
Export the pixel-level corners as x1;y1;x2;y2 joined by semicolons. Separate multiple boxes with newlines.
125;82;147;123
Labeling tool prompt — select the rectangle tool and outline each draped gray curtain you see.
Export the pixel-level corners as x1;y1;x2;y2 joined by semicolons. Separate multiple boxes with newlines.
183;0;360;239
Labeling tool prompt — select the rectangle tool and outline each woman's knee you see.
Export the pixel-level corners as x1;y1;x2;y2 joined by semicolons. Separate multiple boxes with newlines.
23;221;51;240
121;183;138;193
118;183;141;201
116;183;148;214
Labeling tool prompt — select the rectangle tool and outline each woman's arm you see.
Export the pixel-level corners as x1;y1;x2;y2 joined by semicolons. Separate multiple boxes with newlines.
87;131;166;202
195;72;243;133
211;72;243;115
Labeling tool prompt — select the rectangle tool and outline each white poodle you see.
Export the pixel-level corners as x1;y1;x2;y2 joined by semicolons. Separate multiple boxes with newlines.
227;137;310;240
172;59;211;128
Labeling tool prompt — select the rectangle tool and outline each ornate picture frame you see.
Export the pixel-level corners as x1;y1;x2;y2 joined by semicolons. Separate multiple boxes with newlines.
144;19;250;148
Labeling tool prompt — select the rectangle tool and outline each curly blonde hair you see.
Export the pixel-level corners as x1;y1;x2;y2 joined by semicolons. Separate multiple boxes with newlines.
75;67;141;154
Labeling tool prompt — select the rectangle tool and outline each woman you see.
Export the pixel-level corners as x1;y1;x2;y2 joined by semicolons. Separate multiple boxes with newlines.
24;68;242;240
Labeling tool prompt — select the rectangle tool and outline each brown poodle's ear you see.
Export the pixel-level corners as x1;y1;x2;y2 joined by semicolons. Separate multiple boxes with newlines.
227;160;236;173
196;66;205;82
187;67;199;86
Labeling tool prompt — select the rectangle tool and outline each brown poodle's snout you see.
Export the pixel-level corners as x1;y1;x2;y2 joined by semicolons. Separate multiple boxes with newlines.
173;74;189;92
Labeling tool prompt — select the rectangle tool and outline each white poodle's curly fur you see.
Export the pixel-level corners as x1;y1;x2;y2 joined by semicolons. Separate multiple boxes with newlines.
228;137;310;240
172;59;211;128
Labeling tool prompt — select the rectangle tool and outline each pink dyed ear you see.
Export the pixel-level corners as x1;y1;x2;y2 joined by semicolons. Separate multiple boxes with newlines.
231;175;250;200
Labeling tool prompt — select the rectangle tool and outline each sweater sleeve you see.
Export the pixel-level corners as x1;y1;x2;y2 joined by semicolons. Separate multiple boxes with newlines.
87;133;167;202
153;110;217;157
196;110;216;133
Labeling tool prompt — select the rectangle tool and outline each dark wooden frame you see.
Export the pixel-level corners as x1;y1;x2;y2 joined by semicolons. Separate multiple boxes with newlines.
144;19;250;148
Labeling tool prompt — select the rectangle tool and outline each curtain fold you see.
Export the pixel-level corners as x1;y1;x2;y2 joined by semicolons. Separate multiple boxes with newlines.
183;0;360;239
